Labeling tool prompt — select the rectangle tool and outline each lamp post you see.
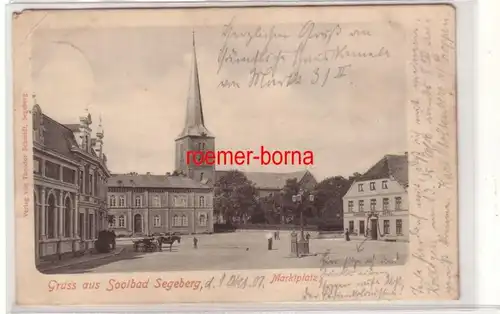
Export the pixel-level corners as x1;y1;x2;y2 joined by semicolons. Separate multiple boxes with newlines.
291;189;314;256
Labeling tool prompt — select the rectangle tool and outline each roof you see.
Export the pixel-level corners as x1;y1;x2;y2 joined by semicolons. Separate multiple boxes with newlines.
38;112;108;173
41;115;79;159
356;154;408;187
108;174;212;189
215;170;311;190
176;34;214;139
64;124;80;132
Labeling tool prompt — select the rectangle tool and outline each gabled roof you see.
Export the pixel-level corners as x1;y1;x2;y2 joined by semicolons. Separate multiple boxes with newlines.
108;174;212;189
215;170;313;190
41;115;79;159
356;154;408;187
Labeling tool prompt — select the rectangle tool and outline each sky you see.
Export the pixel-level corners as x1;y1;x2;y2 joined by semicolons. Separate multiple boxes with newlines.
31;22;407;181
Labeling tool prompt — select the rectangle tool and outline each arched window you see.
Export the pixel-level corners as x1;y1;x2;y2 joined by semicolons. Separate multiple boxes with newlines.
109;216;116;228
109;195;116;207
119;195;125;207
118;215;125;227
154;215;161;227
181;215;188;227
64;197;72;237
135;195;142;207
173;215;181;226
199;196;205;207
46;194;56;239
199;214;207;226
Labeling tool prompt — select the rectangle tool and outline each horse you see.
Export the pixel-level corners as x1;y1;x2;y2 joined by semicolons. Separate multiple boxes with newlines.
157;235;181;252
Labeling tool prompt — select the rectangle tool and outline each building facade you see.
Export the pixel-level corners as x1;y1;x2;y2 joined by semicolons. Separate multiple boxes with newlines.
107;34;215;235
32;99;110;264
343;154;408;241
107;175;213;236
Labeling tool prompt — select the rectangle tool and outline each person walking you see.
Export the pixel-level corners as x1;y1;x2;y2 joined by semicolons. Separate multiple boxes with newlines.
193;236;198;249
345;228;351;241
276;228;280;240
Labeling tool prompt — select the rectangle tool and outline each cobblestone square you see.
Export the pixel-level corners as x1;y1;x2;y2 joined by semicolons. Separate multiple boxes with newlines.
49;231;407;274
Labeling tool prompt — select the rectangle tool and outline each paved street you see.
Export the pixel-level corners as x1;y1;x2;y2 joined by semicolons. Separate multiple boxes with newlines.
46;231;407;274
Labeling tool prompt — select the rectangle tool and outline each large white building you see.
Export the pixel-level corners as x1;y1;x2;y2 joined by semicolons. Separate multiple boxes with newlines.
343;153;408;241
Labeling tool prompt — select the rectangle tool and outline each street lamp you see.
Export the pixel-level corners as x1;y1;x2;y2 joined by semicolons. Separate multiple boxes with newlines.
291;189;314;256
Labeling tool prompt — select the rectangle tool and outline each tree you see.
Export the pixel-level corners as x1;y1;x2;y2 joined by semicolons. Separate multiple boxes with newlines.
349;172;362;181
214;170;258;223
312;176;353;221
107;214;115;225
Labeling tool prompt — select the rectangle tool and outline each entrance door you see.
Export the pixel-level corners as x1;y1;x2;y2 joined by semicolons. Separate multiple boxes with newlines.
359;221;365;236
370;219;378;240
134;214;143;234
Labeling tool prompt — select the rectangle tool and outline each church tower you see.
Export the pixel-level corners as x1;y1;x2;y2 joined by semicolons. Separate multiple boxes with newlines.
175;32;215;185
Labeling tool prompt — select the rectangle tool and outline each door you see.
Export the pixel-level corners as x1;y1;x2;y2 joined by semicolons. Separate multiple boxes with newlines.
370;219;378;240
134;214;143;234
359;221;365;236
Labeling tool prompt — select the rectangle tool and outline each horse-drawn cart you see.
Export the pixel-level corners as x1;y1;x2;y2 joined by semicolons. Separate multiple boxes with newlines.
132;237;157;252
132;235;181;252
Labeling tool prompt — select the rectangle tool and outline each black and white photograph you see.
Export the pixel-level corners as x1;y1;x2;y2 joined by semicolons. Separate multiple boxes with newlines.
12;5;459;305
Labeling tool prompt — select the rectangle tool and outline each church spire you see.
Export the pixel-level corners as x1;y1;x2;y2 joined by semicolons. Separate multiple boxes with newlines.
177;31;214;139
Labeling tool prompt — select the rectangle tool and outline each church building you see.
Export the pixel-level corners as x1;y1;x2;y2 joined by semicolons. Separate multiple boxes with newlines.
106;35;214;236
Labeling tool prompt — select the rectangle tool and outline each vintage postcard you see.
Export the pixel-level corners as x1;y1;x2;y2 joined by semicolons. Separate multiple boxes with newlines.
12;4;458;306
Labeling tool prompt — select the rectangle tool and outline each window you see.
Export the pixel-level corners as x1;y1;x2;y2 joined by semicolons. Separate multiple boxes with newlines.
109;216;116;228
118;215;125;227
199;196;205;207
119;196;125;207
359;221;365;235
370;199;376;211
383;220;390;234
89;174;93;195
174;195;187;207
199;214;207;226
154;215;161;227
370;182;375;191
180;144;185;162
110;195;117;207
182;215;188;226
383;198;389;210
45;161;59;180
395;197;402;210
135;196;142;207
396;219;403;235
358;184;364;192
200;172;204;181
88;214;94;239
33;158;41;174
62;168;76;184
359;200;364;212
348;201;353;212
46;195;56;239
64;199;72;238
349;221;354;233
153;195;160;207
382;180;388;189
173;215;181;226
